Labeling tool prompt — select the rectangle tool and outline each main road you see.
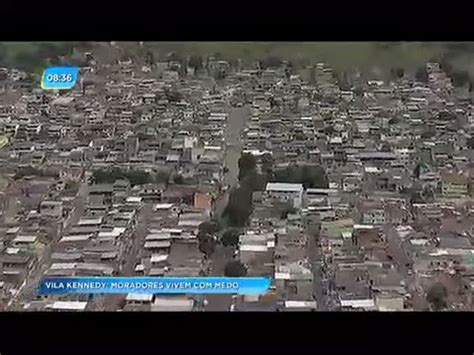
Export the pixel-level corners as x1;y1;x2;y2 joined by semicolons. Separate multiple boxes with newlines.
205;105;249;312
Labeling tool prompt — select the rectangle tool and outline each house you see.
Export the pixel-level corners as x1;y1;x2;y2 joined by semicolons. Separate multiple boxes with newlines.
151;297;194;311
441;173;470;197
359;201;385;225
265;183;304;208
194;192;213;215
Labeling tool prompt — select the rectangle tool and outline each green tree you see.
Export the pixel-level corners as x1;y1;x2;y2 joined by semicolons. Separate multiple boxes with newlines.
426;283;448;311
273;164;328;189
241;172;267;192
390;67;405;79
238;153;257;181
415;66;428;83
198;235;216;258
222;185;253;227
222;228;241;247
353;86;364;97
198;221;220;236
380;143;391;152
467;136;474;149
450;70;470;87
188;55;203;71
261;56;282;69
224;260;247;277
173;174;184;184
127;170;152;186
91;168;151;186
144;50;154;66
261;153;274;180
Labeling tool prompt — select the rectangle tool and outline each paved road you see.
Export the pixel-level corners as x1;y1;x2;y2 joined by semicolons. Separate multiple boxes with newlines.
204;245;234;311
214;106;250;216
205;106;249;311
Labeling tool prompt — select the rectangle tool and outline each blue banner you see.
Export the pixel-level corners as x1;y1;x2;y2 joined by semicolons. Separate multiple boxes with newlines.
39;277;271;295
41;67;79;90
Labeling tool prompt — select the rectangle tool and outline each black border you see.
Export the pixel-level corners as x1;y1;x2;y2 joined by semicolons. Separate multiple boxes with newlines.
0;8;474;355
1;312;472;354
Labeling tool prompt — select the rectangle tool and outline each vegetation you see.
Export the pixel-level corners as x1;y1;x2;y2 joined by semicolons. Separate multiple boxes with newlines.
222;185;253;227
198;234;216;258
273;164;328;189
91;168;152;186
426;283;448;311
197;221;219;258
14;167;58;180
238;153;257;182
222;228;241;247
64;180;80;192
280;203;298;220
173;174;184;185
0;42;85;75
188;55;203;71
415;65;428;83
467;136;474;149
224;260;247;277
198;221;221;236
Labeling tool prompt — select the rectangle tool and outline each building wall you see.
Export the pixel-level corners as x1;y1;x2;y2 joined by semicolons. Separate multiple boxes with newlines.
265;190;303;208
362;209;385;225
442;182;468;197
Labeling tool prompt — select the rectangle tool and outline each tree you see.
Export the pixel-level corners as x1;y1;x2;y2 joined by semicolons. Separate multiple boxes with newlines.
353;86;364;97
410;191;425;204
155;171;171;184
261;56;282;69
222;228;241;247
388;117;400;125
127;170;152;186
390;67;405;79
421;130;436;139
238;153;257;181
91;168;151;186
222;185;253;227
273;164;329;189
224;260;247;277
426;283;448;311
415;66;428;83
198;221;220;236
261;153;274;179
144;50;154;66
380;143;391;152
173;174;184;185
450;70;470;87
241;172;267;192
188;55;203;71
198;235;216;258
467;136;474;149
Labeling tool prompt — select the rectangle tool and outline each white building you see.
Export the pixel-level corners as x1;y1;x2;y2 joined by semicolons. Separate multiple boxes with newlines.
395;148;413;166
265;183;304;208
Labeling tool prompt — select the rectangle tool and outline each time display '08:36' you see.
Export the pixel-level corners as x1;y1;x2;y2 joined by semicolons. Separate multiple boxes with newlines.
46;73;74;83
41;67;79;90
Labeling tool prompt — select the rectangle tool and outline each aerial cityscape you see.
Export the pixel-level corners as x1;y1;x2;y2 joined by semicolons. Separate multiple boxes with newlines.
0;42;472;311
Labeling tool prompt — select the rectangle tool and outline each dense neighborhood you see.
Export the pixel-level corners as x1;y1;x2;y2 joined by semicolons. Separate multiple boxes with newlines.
0;43;472;312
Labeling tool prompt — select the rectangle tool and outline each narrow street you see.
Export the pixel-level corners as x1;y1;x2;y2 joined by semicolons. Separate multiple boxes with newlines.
7;182;89;310
307;221;330;311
